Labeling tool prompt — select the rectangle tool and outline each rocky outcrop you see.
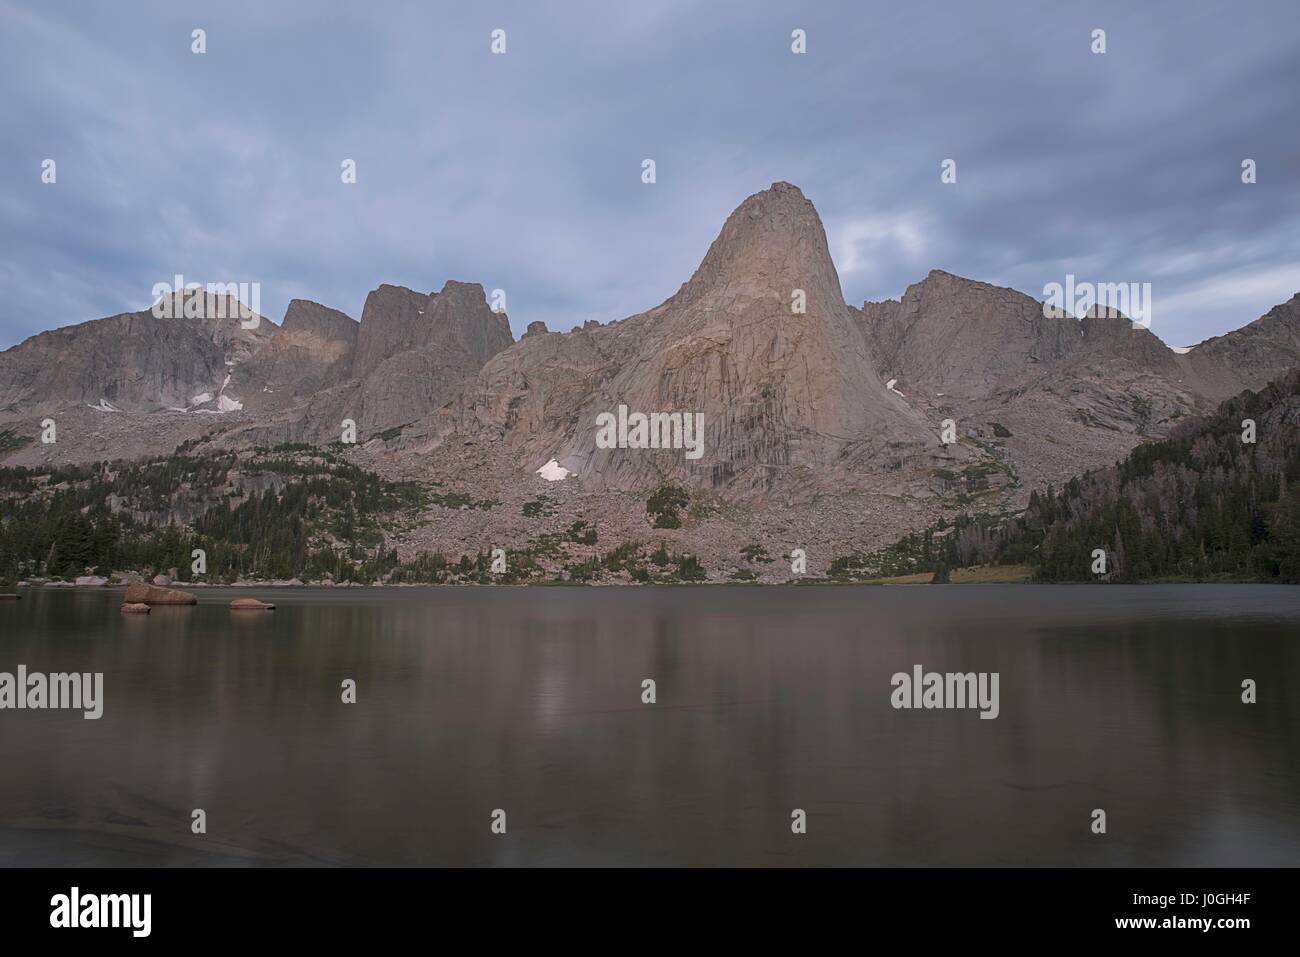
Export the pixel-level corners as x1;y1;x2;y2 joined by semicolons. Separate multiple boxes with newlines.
416;182;951;498
855;270;1080;400
351;281;512;380
0;293;274;414
849;272;1300;500
226;300;357;413
213;281;516;446
123;584;197;605
1184;294;1300;399
230;598;275;610
0;277;517;462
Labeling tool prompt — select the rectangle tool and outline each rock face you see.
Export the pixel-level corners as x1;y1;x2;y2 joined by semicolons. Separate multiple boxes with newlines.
120;602;150;614
419;183;949;497
852;273;1300;498
856;270;1078;400
351;281;511;379
122;584;197;605
0;292;274;414
227;299;358;413
1185;294;1300;397
216;280;516;446
0;279;515;461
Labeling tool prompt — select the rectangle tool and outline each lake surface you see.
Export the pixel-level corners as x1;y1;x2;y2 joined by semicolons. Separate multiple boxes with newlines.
1;584;1298;867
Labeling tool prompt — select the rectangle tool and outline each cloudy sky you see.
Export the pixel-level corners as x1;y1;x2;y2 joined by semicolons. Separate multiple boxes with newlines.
2;0;1297;350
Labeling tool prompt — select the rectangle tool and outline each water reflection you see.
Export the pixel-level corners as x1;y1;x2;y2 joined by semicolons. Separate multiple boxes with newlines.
1;585;1297;866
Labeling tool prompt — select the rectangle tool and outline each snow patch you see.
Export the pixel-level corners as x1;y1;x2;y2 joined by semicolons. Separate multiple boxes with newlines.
190;392;213;405
217;394;243;412
885;378;906;398
536;458;572;481
88;398;121;413
1171;345;1193;355
220;374;231;391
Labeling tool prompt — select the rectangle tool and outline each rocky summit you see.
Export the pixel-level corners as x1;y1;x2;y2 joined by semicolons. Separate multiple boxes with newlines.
1;182;1298;577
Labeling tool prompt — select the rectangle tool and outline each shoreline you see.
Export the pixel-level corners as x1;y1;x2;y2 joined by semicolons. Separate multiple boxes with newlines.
7;575;1299;591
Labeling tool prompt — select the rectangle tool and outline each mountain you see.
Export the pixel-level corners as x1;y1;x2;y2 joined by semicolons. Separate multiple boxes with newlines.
852;272;1300;500
0;290;274;415
1184;294;1300;396
407;182;959;500
224;299;358;414
216;280;515;446
1;181;1298;576
0;281;515;463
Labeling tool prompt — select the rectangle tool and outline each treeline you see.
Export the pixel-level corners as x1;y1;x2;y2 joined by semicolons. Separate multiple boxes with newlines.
0;446;427;583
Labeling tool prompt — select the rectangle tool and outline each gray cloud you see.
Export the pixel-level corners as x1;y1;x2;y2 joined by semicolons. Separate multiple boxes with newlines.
2;0;1297;350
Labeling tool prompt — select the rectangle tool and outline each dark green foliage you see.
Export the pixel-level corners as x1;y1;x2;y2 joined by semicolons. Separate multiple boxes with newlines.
1131;394;1153;433
0;448;429;583
566;520;597;545
677;554;706;581
990;422;1013;438
1008;372;1300;582
0;429;32;456
522;495;557;518
646;483;689;528
428;490;498;510
604;541;640;573
564;558;601;582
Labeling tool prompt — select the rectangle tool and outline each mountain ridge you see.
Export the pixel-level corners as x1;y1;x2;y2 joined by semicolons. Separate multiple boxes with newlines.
2;182;1298;543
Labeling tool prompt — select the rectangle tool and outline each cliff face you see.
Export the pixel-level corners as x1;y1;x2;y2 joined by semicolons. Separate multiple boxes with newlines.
424;182;940;497
0;281;516;459
851;273;1300;502
0;292;274;414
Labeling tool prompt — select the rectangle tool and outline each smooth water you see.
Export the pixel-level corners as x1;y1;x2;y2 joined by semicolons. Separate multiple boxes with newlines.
1;584;1297;867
